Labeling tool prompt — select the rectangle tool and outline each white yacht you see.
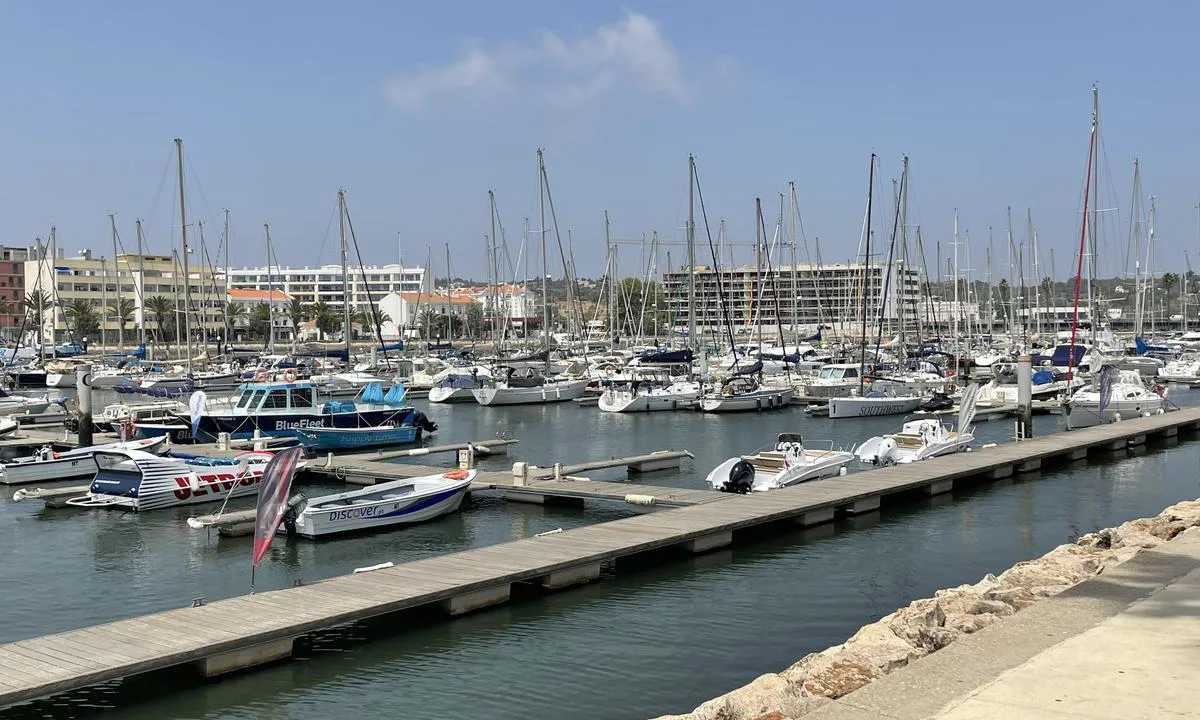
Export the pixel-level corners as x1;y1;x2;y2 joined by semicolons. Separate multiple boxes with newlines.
472;366;589;406
1066;369;1167;429
598;370;700;413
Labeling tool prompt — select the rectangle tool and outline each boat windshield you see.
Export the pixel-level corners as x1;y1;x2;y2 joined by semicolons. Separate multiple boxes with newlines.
289;388;314;408
236;390;261;409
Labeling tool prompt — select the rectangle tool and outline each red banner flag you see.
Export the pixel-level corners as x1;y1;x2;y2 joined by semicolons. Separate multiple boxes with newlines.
252;446;303;567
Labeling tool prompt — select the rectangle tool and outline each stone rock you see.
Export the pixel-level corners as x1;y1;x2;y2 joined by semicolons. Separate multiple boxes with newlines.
1030;584;1071;598
747;713;790;720
800;659;880;698
685;673;828;720
945;612;997;634
886;599;947;652
984;586;1036;610
844;622;928;673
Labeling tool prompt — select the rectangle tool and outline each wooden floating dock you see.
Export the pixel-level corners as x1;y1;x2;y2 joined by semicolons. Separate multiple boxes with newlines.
2;408;1200;708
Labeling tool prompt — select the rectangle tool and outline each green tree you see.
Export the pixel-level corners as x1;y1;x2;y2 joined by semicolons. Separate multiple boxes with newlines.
352;306;391;341
465;303;485;338
225;303;247;339
145;295;175;345
108;297;136;341
1162;272;1179;317
418;309;445;339
63;298;99;341
307;300;341;340
1039;277;1054;307
248;303;272;341
613;278;666;337
286;298;307;348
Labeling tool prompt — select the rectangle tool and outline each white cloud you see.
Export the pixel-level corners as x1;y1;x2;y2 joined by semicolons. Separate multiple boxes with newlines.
384;13;690;111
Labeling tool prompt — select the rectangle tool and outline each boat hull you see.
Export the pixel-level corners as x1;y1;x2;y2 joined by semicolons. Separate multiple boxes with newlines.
0;436;167;485
428;386;478;403
1067;398;1166;428
294;425;419;451
45;373;76;388
194;407;416;442
472;380;589;406
292;475;473;538
598;389;698;412
698;389;793;413
827;396;922;419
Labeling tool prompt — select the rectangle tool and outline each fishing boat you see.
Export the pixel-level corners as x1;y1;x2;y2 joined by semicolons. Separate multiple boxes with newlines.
1065;368;1167;429
293;424;422;451
706;434;853;493
186;380;428;442
854;386;978;465
61;449;277;511
697;375;793;413
282;469;476;538
471;366;589;406
0;436;167;485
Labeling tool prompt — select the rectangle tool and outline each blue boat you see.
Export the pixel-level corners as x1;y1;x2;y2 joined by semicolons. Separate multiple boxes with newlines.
293;424;420;451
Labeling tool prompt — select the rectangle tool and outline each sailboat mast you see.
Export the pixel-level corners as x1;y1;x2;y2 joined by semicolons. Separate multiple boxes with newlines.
338;189;351;357
223;209;230;351
605;210;615;348
489;190;499;343
537;150;549;347
788;184;798;342
265;223;275;353
687;154;697;348
859;154;876;395
136;219;146;349
110;213;124;351
175;138;192;368
1087;85;1100;335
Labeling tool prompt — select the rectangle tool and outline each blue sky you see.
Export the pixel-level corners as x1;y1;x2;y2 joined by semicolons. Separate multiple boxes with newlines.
1;1;1197;283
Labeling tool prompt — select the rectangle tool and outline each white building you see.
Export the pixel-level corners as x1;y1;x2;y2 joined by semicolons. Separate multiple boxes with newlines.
378;292;479;339
225;264;431;309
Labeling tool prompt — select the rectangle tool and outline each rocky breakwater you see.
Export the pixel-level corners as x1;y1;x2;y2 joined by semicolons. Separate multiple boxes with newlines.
653;498;1200;720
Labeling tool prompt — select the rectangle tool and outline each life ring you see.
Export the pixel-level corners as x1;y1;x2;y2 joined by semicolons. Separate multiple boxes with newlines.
254;371;270;382
282;369;298;383
605;366;615;378
442;470;470;480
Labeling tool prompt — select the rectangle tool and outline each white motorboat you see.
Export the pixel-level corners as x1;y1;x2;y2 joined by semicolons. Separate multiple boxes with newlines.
697;376;792;413
60;449;278;511
93;399;185;433
1157;354;1200;384
472;366;589;406
797;364;864;399
283;469;476;538
45;372;76;388
0;436;167;485
1066;369;1167;429
827;385;923;419
0;389;52;416
854;386;978;465
706;434;853;493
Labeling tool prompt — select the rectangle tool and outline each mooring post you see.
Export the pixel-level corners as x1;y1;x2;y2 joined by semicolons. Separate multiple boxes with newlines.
1016;354;1033;440
76;362;93;448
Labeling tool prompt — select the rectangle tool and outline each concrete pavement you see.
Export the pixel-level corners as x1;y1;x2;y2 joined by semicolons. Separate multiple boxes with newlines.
808;527;1200;720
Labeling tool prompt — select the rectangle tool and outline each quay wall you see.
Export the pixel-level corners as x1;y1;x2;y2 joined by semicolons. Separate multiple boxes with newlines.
652;496;1200;720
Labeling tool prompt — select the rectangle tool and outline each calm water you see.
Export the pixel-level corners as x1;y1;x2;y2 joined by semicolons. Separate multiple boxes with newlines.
2;388;1199;719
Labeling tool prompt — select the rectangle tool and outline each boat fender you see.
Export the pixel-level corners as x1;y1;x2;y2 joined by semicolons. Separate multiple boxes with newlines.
624;494;656;506
722;459;755;494
839;466;848;476
353;561;394;574
442;470;470;480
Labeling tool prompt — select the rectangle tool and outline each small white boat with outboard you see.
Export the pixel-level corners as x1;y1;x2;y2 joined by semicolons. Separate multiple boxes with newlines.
0;436;167;485
706;434;853;493
854;386;978;466
60;449;277;511
283;469;476;538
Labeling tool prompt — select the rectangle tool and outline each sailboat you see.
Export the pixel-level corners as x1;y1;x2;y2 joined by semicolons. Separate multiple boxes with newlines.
1066;367;1165;428
472;149;590;406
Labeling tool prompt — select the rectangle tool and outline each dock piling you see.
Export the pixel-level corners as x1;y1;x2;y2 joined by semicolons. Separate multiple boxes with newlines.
1016;354;1033;440
76;363;93;448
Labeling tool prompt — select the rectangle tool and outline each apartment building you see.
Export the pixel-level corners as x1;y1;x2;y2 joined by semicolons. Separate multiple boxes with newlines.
661;263;922;332
25;250;226;343
225;264;431;309
0;246;30;333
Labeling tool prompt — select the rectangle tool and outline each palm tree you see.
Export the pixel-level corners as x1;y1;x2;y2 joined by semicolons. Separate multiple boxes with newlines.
224;303;248;341
1163;272;1179;320
63;298;99;342
353;306;391;341
248;303;271;341
307;300;341;341
22;290;52;346
108;297;136;345
286;298;307;349
145;295;175;346
417;309;444;339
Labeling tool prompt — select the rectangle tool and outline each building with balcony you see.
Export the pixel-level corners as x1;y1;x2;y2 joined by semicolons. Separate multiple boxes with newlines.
225;264;431;309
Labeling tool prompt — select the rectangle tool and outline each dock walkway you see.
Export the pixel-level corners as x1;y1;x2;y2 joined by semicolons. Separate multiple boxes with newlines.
2;408;1199;707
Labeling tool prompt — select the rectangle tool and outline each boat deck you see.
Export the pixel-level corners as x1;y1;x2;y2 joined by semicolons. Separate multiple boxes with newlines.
2;409;1199;707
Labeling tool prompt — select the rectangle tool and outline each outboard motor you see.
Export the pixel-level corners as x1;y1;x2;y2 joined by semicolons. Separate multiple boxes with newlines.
413;411;438;433
281;493;308;535
721;459;756;494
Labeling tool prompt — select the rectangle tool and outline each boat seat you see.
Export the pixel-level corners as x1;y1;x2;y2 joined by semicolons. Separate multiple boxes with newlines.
744;454;787;471
891;434;926;448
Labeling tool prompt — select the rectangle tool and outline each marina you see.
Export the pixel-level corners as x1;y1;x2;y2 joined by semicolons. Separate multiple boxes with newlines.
1;407;1198;708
